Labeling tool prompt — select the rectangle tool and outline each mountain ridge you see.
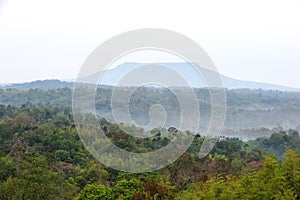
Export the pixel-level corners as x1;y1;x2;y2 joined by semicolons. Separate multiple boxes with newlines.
1;62;299;92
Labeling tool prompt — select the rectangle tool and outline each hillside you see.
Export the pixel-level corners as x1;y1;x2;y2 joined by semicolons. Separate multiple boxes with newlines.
0;104;299;199
1;82;300;140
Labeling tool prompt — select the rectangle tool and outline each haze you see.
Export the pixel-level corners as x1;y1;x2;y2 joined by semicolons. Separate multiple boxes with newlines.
0;0;300;88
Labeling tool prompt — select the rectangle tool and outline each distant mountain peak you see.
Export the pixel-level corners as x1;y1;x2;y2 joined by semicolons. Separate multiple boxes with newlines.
79;62;300;92
1;63;299;92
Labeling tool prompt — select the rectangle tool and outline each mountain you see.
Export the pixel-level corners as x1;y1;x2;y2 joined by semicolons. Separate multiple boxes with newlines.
1;63;299;92
77;62;300;92
2;79;74;90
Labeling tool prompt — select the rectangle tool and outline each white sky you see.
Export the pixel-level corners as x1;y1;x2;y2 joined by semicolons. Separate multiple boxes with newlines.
0;0;300;88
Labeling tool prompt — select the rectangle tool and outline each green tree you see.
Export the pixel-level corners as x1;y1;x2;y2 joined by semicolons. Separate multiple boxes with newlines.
0;155;16;181
113;178;142;200
283;150;300;198
75;184;113;200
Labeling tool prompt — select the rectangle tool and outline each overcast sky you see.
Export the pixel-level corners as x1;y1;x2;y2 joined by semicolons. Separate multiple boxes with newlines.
0;0;299;88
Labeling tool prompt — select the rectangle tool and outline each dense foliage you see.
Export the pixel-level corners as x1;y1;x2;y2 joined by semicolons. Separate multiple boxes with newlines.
0;104;299;199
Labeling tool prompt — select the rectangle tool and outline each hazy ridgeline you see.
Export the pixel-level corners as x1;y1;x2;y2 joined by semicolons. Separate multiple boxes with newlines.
1;80;300;140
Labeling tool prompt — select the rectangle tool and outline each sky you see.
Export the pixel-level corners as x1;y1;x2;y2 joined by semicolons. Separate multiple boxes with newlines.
0;0;300;88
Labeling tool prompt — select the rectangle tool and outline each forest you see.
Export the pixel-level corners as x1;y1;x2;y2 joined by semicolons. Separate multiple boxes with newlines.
1;81;300;137
0;103;299;199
